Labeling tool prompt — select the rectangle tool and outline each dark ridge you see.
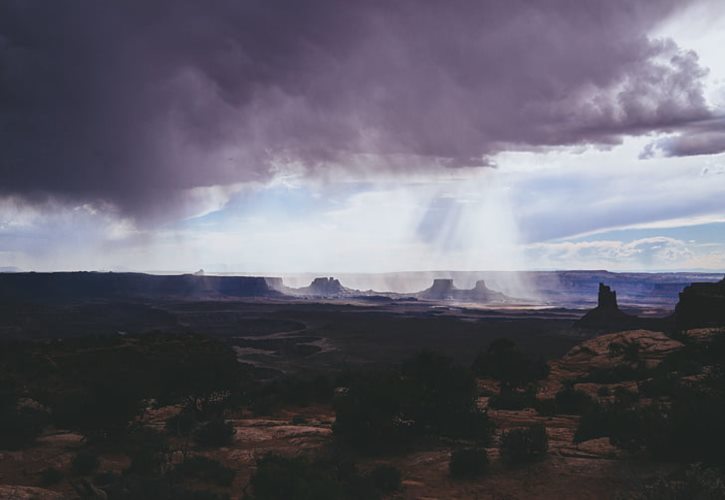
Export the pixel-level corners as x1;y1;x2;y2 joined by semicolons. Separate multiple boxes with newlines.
675;275;725;329
0;272;283;302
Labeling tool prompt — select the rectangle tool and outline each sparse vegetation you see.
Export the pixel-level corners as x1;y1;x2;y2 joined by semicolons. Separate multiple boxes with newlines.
554;385;595;415
174;456;236;486
72;450;100;475
368;464;402;493
247;454;344;500
472;338;549;389
333;351;495;454
449;448;489;479
194;418;235;448
488;387;537;410
39;467;63;486
499;424;549;465
620;464;725;499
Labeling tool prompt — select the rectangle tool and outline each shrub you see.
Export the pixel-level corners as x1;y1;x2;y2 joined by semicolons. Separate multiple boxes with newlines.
579;364;647;384
174;456;235;487
248;454;343;500
368;464;401;493
72;450;100;475
488;388;537;410
194;418;235;448
620;464;725;499
334;352;495;454
0;406;47;450
612;387;639;407
643;385;725;463
39;467;63;486
533;398;557;417
574;403;645;450
472;339;548;389
333;373;413;454
166;408;198;437
449;448;488;479
499;424;548;465
124;428;170;477
554;386;595;415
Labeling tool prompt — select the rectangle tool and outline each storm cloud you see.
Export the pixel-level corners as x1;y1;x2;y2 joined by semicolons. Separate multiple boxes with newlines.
0;0;717;220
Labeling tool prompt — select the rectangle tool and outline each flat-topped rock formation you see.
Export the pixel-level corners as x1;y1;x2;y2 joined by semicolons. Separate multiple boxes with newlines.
675;275;725;329
0;272;284;302
417;278;510;303
286;277;355;298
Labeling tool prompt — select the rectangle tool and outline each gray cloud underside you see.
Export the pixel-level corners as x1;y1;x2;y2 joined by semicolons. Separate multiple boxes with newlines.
0;0;718;219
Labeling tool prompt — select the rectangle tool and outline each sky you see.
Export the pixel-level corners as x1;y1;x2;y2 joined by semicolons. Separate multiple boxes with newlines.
1;0;725;274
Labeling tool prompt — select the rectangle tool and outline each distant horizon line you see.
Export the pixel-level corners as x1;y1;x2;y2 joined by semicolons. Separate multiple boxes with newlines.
2;268;724;276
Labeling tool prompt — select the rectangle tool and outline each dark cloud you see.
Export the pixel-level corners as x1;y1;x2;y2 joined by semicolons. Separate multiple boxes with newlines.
0;0;715;220
641;117;725;158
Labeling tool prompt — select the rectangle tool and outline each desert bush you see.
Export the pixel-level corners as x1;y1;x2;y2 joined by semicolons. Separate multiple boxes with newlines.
612;387;639;407
50;377;145;441
39;467;63;486
620;464;725;500
488;388;537;410
574;403;644;450
368;464;401;493
449;448;489;479
333;373;414;454
104;474;231;500
400;351;487;438
248;454;343;500
608;340;641;363
166;408;198;437
72;450;100;475
472;339;549;389
194;418;235;448
174;456;235;487
554;386;595;415
644;385;725;463
124;428;171;477
334;352;495;454
499;424;548;465
533;398;557;416
579;364;647;384
0;405;48;450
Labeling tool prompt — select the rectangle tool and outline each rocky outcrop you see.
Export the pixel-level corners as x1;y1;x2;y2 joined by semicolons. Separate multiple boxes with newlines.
419;279;456;300
575;283;641;330
291;277;352;297
675;276;725;329
540;329;684;398
418;279;510;303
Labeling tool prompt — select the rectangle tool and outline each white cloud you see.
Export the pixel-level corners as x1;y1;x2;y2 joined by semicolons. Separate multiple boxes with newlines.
524;236;720;270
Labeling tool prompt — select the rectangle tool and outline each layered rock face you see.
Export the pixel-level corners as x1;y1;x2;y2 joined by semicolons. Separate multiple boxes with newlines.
675;276;725;329
418;279;509;303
